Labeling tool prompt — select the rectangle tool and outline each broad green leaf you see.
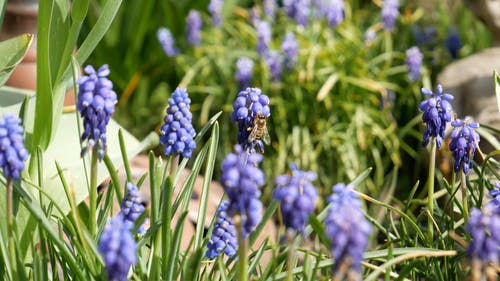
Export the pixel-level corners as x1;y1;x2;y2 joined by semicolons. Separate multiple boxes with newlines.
0;34;33;87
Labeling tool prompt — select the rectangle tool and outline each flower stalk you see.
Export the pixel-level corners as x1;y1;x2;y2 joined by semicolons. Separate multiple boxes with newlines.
89;146;99;237
427;139;436;240
234;215;248;281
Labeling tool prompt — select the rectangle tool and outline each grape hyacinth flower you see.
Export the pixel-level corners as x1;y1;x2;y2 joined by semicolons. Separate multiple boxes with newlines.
263;0;277;20
325;0;344;27
449;117;480;174
419;85;454;148
231;87;271;152
206;201;238;259
381;0;399;31
489;183;500;213
413;26;437;46
255;20;271;57
157;27;178;57
159;88;197;158
325;183;371;279
273;164;317;233
98;215;137;281
0;114;28;180
266;50;284;81
405;46;423;82
186;10;202;46
77;65;117;160
283;0;311;26
120;183;145;228
281;32;298;70
445;28;461;59
220;145;264;237
208;0;223;27
466;205;500;271
236;57;254;90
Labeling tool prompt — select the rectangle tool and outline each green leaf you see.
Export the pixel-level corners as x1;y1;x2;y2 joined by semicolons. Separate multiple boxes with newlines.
494;70;500;113
0;34;33;87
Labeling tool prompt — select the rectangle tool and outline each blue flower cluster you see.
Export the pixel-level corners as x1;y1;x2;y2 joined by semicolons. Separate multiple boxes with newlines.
77;65;117;160
186;10;202;46
325;183;371;278
160;88;197;158
466;202;500;266
281;32;298;70
405;46;423;81
236;57;254;90
449;117;480;174
255;20;271;57
445;28;461;59
120;183;145;227
325;0;344;27
419;85;454;148
157;27;178;57
489;183;500;212
206;201;238;259
266;50;284;81
208;0;224;27
273;164;317;233
283;0;311;26
231;88;271;152
220;145;264;237
381;0;399;31
98;214;137;281
0;114;28;180
263;0;277;20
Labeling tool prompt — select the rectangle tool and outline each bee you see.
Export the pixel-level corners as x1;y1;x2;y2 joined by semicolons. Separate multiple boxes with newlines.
248;112;271;145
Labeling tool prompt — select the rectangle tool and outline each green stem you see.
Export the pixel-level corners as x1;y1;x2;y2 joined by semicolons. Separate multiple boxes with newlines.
6;178;18;277
286;233;295;281
460;171;469;221
427;140;437;241
89;147;99;238
235;215;248;281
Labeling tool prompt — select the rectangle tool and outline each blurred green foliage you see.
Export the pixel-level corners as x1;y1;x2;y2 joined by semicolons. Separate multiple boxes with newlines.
84;0;492;200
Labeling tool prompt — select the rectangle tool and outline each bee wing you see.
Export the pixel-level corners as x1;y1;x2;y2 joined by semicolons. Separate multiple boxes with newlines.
248;127;258;142
262;127;271;145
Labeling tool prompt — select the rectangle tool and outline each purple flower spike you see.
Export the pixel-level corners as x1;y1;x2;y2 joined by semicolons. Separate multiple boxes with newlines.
283;0;311;26
326;183;371;279
281;32;298;70
326;0;344;27
98;215;137;281
273;164;317;233
157;27;179;57
445;27;461;59
77;65;117;160
206;201;238;259
255;20;271;57
186;10;202;46
208;0;224;27
220;145;264;237
466;206;500;266
263;0;277;20
120;183;145;228
159;88;197;158
231;88;271;152
489;183;500;214
405;46;423;82
381;0;399;31
266;50;284;81
0;114;28;180
236;57;254;90
449;117;480;174
419;85;454;148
